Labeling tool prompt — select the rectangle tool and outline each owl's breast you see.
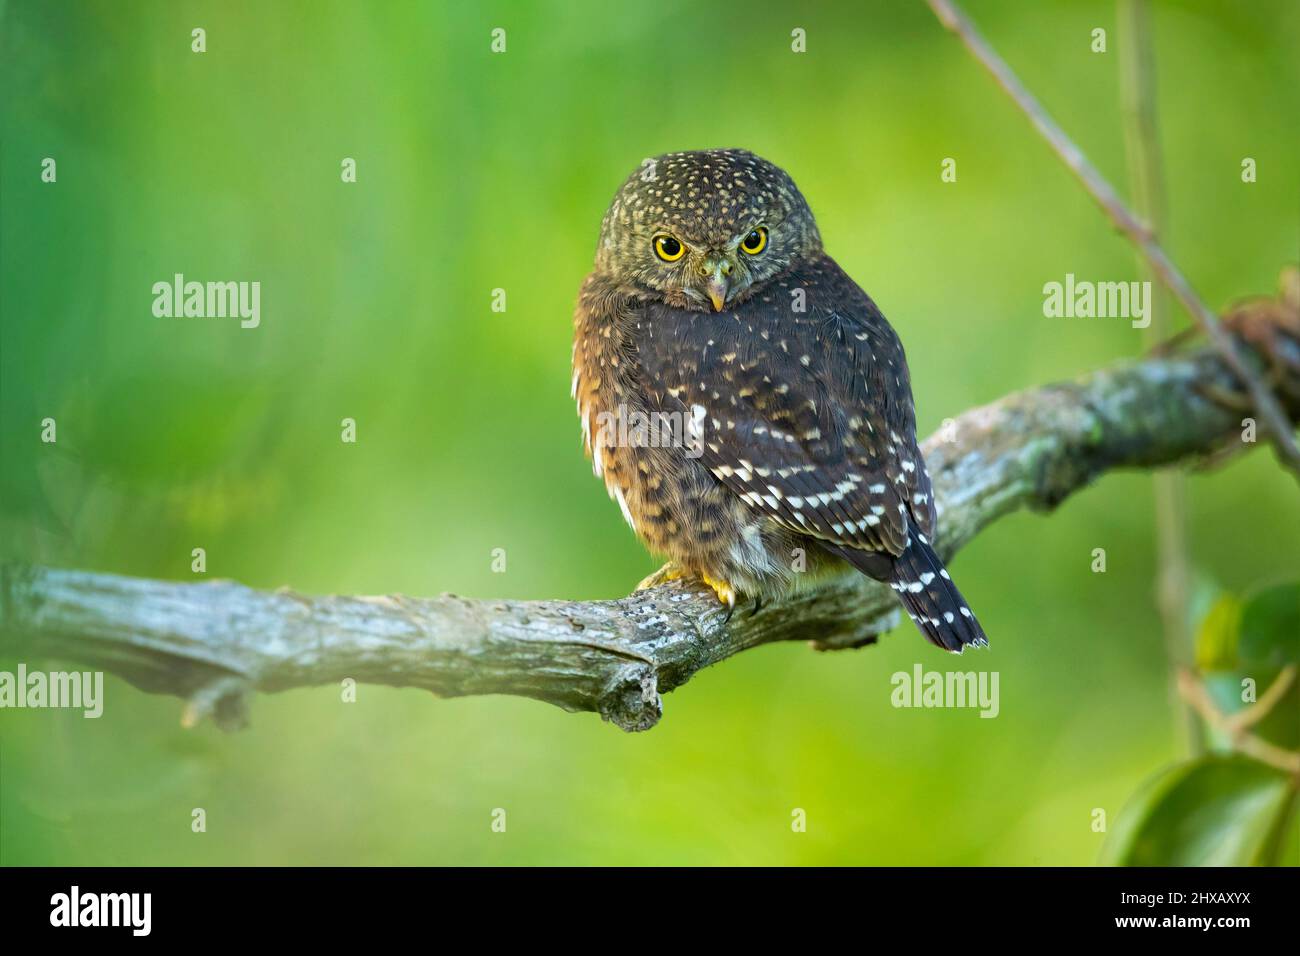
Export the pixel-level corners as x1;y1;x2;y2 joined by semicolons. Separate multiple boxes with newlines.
572;278;762;571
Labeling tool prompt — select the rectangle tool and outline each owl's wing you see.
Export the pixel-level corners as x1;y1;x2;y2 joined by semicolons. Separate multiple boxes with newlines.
633;287;935;559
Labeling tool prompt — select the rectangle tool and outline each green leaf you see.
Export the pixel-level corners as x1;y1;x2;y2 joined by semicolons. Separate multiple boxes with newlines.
1195;594;1242;672
1238;582;1300;668
1100;755;1296;866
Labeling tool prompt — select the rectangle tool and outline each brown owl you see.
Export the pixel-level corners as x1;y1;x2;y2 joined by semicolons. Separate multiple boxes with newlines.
572;149;987;651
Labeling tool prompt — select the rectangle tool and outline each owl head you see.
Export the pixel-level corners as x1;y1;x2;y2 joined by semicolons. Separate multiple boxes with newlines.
594;149;822;312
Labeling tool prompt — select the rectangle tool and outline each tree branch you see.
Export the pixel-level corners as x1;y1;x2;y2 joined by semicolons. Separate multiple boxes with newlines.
924;0;1300;479
3;325;1296;732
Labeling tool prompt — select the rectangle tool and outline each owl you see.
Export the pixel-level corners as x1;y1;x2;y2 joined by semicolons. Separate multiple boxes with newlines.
572;149;987;651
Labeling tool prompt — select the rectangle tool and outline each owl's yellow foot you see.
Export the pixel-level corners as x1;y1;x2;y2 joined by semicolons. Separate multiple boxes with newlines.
641;566;739;620
701;574;738;617
636;563;688;591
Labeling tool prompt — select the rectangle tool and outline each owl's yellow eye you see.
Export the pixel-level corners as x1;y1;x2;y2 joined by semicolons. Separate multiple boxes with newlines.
653;234;685;262
740;226;768;255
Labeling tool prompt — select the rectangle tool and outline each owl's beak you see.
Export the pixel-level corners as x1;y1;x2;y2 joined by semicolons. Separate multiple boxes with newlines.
706;279;728;312
704;260;731;312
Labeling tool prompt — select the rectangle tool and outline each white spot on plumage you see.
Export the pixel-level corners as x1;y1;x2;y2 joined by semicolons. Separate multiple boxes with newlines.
612;484;635;529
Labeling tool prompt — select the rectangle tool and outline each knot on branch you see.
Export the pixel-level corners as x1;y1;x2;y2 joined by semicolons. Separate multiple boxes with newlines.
181;675;251;731
600;664;662;732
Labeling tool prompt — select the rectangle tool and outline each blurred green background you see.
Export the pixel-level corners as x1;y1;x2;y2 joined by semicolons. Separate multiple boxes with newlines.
2;0;1298;865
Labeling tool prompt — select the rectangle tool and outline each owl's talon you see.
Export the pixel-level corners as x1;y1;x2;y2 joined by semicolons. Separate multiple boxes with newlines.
701;574;737;620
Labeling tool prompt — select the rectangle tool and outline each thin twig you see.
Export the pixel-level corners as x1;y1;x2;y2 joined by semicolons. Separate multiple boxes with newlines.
1226;666;1297;734
1118;0;1201;754
1176;668;1300;776
924;0;1300;480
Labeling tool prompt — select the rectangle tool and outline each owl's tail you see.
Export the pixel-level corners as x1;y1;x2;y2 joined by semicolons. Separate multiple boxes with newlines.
887;537;987;652
827;537;988;652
